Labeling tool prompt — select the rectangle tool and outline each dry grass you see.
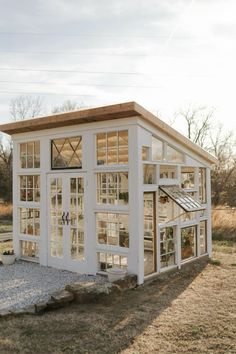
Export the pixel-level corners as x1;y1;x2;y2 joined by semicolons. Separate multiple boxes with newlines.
0;204;13;234
0;241;235;354
0;204;12;221
212;207;236;241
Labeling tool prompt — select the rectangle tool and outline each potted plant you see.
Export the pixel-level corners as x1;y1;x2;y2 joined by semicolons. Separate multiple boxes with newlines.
1;249;16;265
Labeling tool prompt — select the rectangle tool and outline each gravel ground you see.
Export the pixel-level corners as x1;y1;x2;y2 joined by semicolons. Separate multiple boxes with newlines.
0;260;106;311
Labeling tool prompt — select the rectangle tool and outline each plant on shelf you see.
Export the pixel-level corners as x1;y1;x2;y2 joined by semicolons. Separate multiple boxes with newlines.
1;249;16;265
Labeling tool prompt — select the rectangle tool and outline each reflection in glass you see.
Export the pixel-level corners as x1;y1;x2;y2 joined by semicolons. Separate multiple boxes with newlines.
97;172;128;205
143;164;156;184
142;146;150;161
20;141;40;168
158;190;179;224
200;220;207;255
97;213;129;248
143;193;156;276
166;145;184;163
49;177;64;258
181;167;195;189
160;165;177;179
96;130;128;165
160;227;176;268
98;252;127;272
152;137;163;161
20;175;40;202
181;226;196;261
199;168;207;203
51;136;82;169
21;241;39;258
69;177;85;260
20;208;40;236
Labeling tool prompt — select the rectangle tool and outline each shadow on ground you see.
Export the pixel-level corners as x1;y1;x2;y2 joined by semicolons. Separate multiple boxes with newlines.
0;259;208;354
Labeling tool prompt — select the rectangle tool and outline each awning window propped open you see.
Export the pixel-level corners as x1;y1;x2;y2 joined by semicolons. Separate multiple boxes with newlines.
159;186;205;212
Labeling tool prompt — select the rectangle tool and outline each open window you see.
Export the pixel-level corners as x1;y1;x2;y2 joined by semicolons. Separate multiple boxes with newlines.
181;167;195;189
159;186;204;212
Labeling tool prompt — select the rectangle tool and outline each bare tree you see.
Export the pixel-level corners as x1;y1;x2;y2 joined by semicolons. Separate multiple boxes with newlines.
10;95;44;121
52;100;85;114
176;104;236;206
0;135;12;202
208;125;236;206
176;105;214;149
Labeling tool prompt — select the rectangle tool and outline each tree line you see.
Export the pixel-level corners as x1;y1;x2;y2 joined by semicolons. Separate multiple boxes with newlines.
0;95;235;206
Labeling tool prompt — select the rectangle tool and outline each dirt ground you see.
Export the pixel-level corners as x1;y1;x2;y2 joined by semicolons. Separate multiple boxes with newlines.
0;241;235;354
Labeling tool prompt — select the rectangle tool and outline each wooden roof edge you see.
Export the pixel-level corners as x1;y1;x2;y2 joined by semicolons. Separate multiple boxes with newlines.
133;102;218;165
0;101;140;135
0;100;217;164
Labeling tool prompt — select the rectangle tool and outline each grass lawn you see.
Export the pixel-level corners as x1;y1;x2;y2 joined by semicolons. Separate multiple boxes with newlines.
0;240;235;354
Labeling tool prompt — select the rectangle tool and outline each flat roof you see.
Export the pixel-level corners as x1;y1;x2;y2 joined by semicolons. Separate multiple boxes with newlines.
0;101;217;164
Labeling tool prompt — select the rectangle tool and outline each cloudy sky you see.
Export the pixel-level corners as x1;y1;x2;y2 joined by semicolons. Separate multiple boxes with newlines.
0;0;235;133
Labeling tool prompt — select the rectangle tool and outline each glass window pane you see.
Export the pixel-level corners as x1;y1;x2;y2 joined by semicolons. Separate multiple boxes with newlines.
27;142;34;155
19;207;40;236
118;147;128;164
143;164;156;184
108;132;117;148
19;141;40;169
181;167;195;189
96;130;128;166
159;186;204;212
98;252;127;272
97;133;106;150
96;213;129;248
142;146;150;161
181;226;196;261
160;165;177;179
21;241;39;259
166;145;184;163
200;220;207;255
107;149;117;165
199;168;207;203
51;136;82;169
97;149;106;165
152;137;163;161
118;130;128;147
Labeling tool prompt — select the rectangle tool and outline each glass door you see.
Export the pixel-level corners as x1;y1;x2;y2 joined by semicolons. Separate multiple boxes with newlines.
68;176;85;265
143;192;156;276
47;173;86;271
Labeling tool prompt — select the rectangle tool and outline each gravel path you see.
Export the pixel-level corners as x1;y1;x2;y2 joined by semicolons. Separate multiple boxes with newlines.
0;260;106;311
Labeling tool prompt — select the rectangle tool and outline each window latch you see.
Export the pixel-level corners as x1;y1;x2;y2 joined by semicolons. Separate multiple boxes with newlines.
65;212;70;225
61;212;65;224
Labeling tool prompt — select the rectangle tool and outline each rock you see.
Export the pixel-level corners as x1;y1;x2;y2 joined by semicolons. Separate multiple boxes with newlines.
23;305;37;315
113;274;138;290
34;301;48;314
65;281;121;304
0;309;11;317
46;299;61;310
9;308;28;316
51;290;74;304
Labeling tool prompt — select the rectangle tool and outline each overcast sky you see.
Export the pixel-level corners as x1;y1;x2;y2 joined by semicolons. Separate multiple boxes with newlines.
0;0;235;134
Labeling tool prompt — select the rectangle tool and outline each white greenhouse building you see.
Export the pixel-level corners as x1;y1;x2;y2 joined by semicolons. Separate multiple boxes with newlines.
0;102;217;284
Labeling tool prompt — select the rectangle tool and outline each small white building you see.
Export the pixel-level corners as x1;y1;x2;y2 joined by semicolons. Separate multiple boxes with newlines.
0;102;217;284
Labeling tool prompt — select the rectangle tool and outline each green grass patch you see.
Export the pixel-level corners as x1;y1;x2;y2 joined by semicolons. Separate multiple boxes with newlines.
209;258;221;266
212;240;236;254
